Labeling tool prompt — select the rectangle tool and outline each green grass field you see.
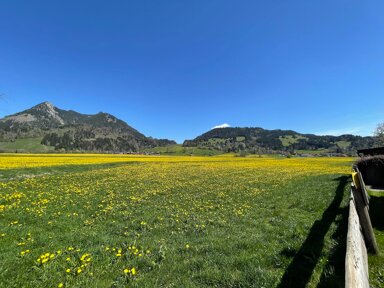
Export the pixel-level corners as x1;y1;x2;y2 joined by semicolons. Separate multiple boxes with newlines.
279;135;308;147
294;149;330;155
0;154;382;287
143;144;223;156
334;141;351;150
0;138;54;153
367;192;384;288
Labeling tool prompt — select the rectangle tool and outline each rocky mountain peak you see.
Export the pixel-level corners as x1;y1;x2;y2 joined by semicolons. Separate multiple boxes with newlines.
32;101;55;111
30;101;64;124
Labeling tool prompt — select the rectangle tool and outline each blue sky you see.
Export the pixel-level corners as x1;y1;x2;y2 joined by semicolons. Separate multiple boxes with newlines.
0;1;383;143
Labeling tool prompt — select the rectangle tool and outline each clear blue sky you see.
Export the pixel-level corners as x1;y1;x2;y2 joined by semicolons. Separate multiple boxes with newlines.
1;1;383;143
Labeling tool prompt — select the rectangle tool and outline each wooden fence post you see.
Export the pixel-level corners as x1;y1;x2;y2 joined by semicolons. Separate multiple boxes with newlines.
355;169;370;206
351;184;379;254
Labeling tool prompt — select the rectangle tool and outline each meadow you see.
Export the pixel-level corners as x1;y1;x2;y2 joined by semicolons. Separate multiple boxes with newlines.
0;154;377;287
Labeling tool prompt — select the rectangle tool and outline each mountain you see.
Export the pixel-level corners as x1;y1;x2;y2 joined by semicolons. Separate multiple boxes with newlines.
183;127;377;155
0;102;175;152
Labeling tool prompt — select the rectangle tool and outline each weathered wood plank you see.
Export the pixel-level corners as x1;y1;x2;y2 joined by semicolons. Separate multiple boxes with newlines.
351;185;379;254
353;169;369;206
345;194;369;288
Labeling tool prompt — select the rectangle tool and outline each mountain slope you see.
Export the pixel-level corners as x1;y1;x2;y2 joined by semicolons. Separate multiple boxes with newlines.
0;102;175;152
183;127;376;155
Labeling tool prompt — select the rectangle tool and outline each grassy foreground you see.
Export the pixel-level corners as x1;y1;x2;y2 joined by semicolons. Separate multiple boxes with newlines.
0;154;356;287
368;193;384;288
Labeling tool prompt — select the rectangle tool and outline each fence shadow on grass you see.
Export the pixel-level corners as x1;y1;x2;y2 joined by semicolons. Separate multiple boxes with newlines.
277;175;350;288
317;205;349;287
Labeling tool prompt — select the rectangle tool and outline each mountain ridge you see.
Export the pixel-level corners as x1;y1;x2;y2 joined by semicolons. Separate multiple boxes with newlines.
183;126;377;155
0;102;175;152
0;102;380;154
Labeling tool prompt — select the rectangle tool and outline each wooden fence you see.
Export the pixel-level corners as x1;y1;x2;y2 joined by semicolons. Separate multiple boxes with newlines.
345;170;379;287
345;192;369;288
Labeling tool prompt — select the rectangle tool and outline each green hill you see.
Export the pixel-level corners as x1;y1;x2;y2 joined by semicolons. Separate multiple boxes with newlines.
183;127;376;155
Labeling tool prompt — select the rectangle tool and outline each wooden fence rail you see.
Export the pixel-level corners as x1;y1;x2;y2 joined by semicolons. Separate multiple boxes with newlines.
345;192;370;288
345;169;379;288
